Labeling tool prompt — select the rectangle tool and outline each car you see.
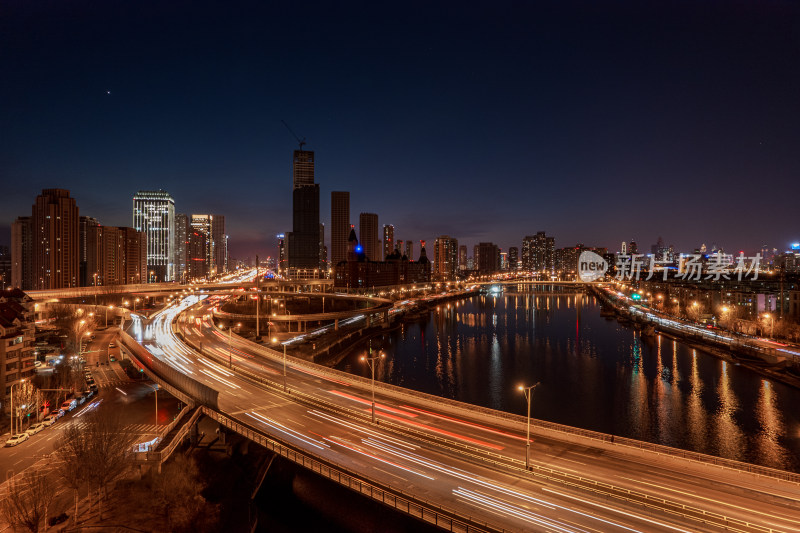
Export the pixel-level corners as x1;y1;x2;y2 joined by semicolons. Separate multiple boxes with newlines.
5;433;29;447
89;384;98;392
84;389;95;399
60;399;77;412
76;395;86;405
109;342;117;348
53;409;65;419
26;423;46;436
42;414;58;426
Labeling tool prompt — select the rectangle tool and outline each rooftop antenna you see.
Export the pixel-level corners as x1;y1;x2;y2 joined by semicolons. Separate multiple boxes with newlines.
281;120;306;150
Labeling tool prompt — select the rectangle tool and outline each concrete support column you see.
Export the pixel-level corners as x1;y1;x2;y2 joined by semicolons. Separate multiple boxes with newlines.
335;318;339;330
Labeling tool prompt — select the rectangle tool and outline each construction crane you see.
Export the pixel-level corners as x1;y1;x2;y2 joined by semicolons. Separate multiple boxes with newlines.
281;120;306;150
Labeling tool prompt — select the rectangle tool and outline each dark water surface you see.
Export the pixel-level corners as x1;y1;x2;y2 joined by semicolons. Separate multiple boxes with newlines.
336;288;800;472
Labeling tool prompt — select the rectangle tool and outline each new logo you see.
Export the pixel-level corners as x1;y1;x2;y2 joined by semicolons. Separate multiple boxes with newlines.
578;251;608;282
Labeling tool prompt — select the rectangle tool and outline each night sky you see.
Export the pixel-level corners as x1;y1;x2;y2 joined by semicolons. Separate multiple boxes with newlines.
2;1;799;259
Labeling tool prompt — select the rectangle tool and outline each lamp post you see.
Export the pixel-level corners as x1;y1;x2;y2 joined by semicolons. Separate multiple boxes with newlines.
146;383;159;426
10;379;27;436
360;352;385;423
518;382;540;470
228;323;241;368
134;298;140;313
105;305;114;328
764;313;774;338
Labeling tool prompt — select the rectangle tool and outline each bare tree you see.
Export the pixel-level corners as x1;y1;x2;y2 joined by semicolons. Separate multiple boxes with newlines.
0;468;56;533
55;422;91;524
84;409;138;519
148;454;218;532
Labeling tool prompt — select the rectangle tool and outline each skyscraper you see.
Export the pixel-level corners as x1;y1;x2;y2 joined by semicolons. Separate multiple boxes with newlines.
433;236;458;279
288;150;320;271
78;216;99;286
32;189;80;289
319;223;327;271
11;216;32;290
359;213;379;261
174;214;189;283
86;226;146;285
508;247;519;270
133;190;175;282
331;191;350;266
458;245;467;271
383;225;394;260
292;149;315;188
476;242;500;273
211;215;227;275
405;240;414;260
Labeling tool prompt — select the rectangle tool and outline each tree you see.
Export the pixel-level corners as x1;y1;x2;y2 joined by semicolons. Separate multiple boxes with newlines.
54;409;138;524
149;455;219;532
0;468;56;533
54;422;91;524
84;409;137;519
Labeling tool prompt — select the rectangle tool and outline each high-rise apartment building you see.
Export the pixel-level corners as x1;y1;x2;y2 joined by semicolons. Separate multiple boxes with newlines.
522;232;554;274
508;247;519;270
405;240;414;260
187;229;208;280
174;214;189;283
32;189;80;289
331;191;350;266
476;242;500;273
190;214;227;277
319;223;327;271
78;216;99;286
11;217;32;290
288;150;320;271
212;215;227;275
359;213;379;261
458;245;467;271
133;190;175;282
433;236;459;279
383;225;394;260
277;234;287;274
86;226;147;285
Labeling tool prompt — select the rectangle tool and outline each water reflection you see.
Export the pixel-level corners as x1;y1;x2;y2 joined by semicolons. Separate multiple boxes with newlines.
336;289;800;472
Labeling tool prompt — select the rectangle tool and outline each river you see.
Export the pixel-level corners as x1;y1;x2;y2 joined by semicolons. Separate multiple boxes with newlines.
336;287;800;472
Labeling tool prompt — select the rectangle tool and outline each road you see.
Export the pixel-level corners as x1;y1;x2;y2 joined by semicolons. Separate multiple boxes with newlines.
0;350;180;487
126;296;800;533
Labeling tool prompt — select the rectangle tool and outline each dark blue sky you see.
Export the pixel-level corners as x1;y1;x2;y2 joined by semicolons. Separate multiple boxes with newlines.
2;0;799;259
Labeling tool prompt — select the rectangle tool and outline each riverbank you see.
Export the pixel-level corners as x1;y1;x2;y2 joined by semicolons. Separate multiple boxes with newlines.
592;285;800;390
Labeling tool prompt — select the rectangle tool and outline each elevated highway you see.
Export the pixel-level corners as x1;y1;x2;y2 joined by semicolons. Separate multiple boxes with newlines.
120;295;800;533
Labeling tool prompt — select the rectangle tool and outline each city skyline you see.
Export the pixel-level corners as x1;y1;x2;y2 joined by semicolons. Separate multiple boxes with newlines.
3;2;799;258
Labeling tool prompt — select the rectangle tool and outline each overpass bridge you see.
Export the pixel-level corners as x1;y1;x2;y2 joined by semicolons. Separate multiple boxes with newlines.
117;295;800;533
25;277;335;301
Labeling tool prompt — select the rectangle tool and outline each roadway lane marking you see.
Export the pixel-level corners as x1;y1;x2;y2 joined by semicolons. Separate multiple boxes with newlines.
618;476;800;524
545;453;586;466
542;488;696;533
323;435;434;480
399;404;525;442
115;387;128;395
327;390;418;417
371;410;505;451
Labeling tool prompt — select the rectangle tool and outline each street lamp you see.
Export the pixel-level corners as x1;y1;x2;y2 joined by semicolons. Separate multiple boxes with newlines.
10;379;27;436
763;313;774;338
228;323;241;368
360;352;385;423
518;382;540;470
80;331;91;357
146;383;159;426
134;298;140;313
105;305;114;327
